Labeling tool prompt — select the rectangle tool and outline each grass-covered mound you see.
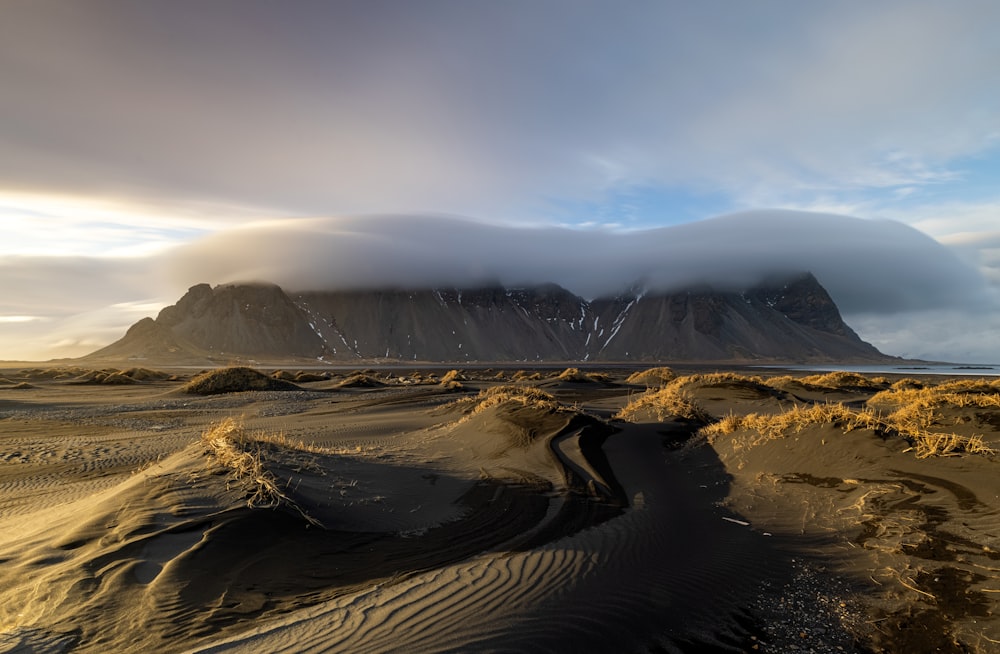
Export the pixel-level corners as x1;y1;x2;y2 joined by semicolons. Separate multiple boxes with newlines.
614;386;710;424
624;367;676;388
335;373;386;389
553;367;612;384
616;372;785;424
271;370;329;383
703;394;995;459
183;367;301;395
72;369;138;385
67;367;175;385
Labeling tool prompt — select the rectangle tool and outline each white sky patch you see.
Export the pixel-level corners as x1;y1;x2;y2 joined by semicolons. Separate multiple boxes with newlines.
0;294;173;361
0;190;273;257
0;315;45;323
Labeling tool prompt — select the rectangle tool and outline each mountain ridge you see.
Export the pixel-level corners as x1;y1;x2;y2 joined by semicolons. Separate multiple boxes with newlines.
84;273;893;364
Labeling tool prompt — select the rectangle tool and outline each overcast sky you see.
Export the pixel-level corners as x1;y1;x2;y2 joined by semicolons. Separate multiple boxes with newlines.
2;1;999;362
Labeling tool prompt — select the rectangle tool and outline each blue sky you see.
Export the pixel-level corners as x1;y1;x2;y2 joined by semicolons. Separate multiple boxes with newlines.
1;0;999;361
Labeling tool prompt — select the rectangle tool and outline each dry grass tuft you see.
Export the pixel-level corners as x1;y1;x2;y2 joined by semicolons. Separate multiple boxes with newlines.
467;385;562;414
796;371;884;390
184;367;300;395
701;403;882;448
335;373;385;389
200;419;327;524
615;387;711;423
440;369;467;385
441;385;566;421
625;367;676;388
890;378;925;391
701;395;994;459
201;418;286;509
554;367;611;383
672;372;768;388
867;381;1000;442
669;372;780;399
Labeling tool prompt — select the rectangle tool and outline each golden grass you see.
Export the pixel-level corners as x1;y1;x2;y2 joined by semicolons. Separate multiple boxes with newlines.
701;403;882;448
465;385;563;415
615;387;710;423
201;418;287;509
554;367;610;383
335;373;385;388
625;367;676;388
671;372;768;388
868;383;1000;434
200;419;330;525
798;371;885;389
440;369;467;385
701;398;994;459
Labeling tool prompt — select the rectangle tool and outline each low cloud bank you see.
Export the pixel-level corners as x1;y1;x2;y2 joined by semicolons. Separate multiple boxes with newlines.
2;210;997;362
169;211;989;314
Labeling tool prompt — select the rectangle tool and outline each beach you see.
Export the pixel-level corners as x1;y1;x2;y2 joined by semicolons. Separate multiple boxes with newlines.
1;365;998;653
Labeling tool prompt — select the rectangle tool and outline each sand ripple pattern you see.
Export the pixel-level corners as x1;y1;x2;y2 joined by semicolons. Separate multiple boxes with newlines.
194;427;778;653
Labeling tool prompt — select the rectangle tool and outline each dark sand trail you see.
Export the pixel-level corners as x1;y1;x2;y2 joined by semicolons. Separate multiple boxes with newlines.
194;423;785;653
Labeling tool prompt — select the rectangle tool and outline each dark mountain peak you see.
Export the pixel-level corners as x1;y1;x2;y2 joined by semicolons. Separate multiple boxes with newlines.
157;283;213;326
87;274;891;364
152;281;325;360
745;271;853;336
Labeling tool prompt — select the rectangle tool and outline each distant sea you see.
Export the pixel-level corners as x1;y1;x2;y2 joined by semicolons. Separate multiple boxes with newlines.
762;363;1000;377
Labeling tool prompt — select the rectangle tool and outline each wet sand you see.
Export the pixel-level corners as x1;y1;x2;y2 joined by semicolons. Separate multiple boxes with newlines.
1;365;999;653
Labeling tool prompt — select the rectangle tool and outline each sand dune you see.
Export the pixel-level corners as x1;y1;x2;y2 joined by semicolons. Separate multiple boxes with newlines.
1;366;999;652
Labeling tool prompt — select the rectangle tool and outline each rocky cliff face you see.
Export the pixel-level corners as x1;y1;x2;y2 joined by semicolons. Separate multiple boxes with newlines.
87;273;889;363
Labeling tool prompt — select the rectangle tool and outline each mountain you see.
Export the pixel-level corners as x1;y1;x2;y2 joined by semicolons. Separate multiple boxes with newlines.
85;273;890;364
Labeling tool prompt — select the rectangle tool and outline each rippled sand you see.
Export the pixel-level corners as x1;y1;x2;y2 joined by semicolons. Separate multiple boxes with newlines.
2;366;999;653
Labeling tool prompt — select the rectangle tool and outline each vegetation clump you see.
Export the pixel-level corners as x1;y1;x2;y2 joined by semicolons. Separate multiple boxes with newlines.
201;418;285;508
200;418;325;526
554;367;610;383
797;371;886;390
335;373;386;389
625;367;676;388
440;369;467;387
615;387;710;424
183;367;300;395
702;400;994;459
445;385;566;420
119;367;172;381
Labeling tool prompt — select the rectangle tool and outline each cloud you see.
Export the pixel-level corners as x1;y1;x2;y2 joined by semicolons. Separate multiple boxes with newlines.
1;2;999;220
1;210;997;361
0;255;172;360
850;310;1000;364
167;211;989;315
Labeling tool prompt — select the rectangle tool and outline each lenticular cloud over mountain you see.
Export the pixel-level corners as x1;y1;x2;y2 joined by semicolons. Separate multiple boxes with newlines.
168;210;987;315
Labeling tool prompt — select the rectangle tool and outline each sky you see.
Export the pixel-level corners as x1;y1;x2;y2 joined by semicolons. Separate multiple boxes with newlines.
1;0;999;362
